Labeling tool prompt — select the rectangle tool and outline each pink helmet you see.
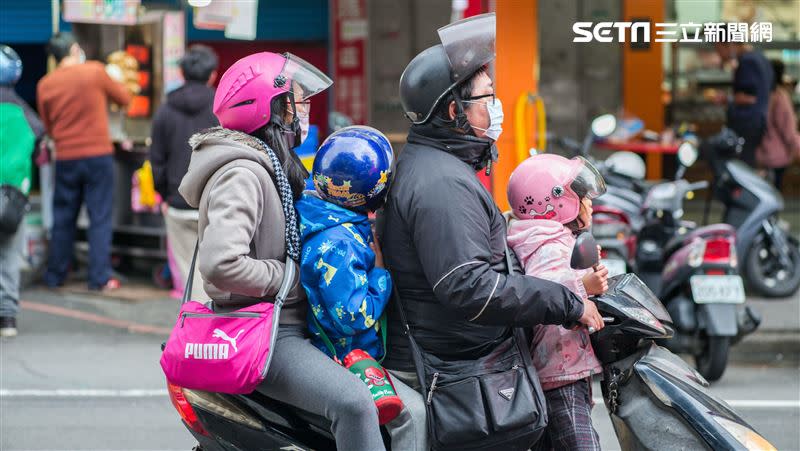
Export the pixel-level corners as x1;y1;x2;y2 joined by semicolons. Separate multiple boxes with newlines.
213;52;333;134
507;154;606;224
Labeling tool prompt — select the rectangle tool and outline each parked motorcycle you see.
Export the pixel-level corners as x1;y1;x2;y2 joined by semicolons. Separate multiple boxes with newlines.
553;114;647;275
702;128;800;298
571;232;776;451
633;142;760;381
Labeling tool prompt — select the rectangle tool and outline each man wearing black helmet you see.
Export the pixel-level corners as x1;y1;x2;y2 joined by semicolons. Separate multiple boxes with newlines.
379;14;603;448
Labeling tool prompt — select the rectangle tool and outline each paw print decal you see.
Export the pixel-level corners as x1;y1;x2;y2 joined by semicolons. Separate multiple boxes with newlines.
524;196;534;205
545;196;551;202
552;186;564;197
518;205;527;214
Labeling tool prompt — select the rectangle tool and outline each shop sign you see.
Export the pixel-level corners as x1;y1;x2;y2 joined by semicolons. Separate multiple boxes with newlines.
224;1;259;41
63;0;140;25
193;0;232;30
330;0;369;125
162;11;185;94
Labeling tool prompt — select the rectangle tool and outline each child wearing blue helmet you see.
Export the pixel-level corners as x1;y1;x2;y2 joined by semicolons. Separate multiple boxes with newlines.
295;125;402;424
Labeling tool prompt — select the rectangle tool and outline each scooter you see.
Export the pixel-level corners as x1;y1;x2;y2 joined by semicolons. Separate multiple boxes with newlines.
162;230;766;451
570;232;776;451
634;142;760;382
701;128;800;298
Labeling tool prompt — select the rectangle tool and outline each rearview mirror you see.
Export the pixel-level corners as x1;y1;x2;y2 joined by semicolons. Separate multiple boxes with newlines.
571;232;600;270
677;142;698;168
591;114;617;138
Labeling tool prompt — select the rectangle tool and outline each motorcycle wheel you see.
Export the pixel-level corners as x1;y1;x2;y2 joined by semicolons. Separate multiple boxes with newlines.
695;336;729;382
745;235;800;298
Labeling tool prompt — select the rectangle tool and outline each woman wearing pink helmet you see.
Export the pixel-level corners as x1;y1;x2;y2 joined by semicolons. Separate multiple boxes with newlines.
178;52;386;450
506;154;608;451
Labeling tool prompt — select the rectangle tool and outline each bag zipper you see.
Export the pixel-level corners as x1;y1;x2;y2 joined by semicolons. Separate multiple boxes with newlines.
180;312;260;327
426;372;440;405
424;364;522;406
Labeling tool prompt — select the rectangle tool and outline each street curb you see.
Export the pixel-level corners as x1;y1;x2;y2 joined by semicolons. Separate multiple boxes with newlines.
731;331;800;364
22;288;179;330
20;290;800;362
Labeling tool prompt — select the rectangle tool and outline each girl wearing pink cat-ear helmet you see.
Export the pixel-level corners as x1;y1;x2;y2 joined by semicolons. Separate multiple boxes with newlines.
506;153;608;451
507;153;606;225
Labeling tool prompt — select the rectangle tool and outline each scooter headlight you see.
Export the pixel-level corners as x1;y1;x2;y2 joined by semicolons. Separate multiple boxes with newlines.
618;305;667;336
711;415;776;451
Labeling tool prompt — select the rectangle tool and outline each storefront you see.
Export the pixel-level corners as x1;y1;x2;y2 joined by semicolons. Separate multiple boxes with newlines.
2;0;330;274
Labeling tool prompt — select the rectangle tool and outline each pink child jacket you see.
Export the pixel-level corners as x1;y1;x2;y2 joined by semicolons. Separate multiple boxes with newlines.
507;218;602;391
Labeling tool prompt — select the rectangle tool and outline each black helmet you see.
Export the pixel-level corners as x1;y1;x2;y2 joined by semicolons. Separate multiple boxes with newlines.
702;127;744;160
399;13;496;125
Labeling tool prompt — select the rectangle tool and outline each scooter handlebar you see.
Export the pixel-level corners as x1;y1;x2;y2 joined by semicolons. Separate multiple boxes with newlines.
687;181;709;191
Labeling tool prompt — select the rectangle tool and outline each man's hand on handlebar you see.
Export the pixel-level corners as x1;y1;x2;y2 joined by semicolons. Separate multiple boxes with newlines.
577;299;604;333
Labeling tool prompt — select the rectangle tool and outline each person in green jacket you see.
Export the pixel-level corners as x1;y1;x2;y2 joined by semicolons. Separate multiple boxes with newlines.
0;45;43;337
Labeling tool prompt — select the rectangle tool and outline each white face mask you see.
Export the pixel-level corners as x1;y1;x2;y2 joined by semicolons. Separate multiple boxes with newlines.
299;115;310;144
73;44;86;64
467;97;504;141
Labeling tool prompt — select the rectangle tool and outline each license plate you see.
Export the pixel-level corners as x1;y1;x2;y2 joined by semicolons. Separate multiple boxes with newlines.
690;275;746;304
602;259;627;277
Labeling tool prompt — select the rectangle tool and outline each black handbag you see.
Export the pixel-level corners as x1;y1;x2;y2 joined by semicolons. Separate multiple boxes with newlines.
0;184;28;236
393;245;547;451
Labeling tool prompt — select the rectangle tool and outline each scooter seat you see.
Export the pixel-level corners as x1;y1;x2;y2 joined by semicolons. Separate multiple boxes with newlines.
236;391;335;439
663;223;737;258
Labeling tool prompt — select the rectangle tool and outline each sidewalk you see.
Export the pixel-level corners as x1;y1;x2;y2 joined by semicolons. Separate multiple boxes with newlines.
22;279;179;333
19;279;800;364
734;295;800;365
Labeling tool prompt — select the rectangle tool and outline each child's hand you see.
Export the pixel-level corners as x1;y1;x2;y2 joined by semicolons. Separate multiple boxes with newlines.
371;232;385;269
582;265;609;295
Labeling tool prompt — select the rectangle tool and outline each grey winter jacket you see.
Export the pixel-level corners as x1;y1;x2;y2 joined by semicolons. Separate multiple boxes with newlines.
178;127;306;325
380;124;585;372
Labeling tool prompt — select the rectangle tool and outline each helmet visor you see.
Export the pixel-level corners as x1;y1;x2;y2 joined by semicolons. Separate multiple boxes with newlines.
570;157;607;199
280;52;333;100
437;13;496;82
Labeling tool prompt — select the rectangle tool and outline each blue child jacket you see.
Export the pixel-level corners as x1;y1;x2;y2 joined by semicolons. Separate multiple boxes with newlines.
296;193;392;361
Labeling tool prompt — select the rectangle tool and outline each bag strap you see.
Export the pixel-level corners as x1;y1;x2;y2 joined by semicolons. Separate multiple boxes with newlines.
311;309;389;364
182;241;295;309
181;240;200;305
504;243;545;406
393;244;517;388
389;272;430;397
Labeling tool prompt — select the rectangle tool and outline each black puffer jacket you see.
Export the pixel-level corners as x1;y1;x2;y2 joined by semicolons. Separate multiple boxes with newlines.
150;81;218;210
380;124;585;372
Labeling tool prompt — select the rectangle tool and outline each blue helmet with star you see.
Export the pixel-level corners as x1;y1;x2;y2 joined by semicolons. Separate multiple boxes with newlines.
312;125;394;212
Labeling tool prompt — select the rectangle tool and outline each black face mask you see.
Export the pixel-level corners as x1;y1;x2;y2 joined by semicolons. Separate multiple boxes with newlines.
279;116;302;149
282;93;305;149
